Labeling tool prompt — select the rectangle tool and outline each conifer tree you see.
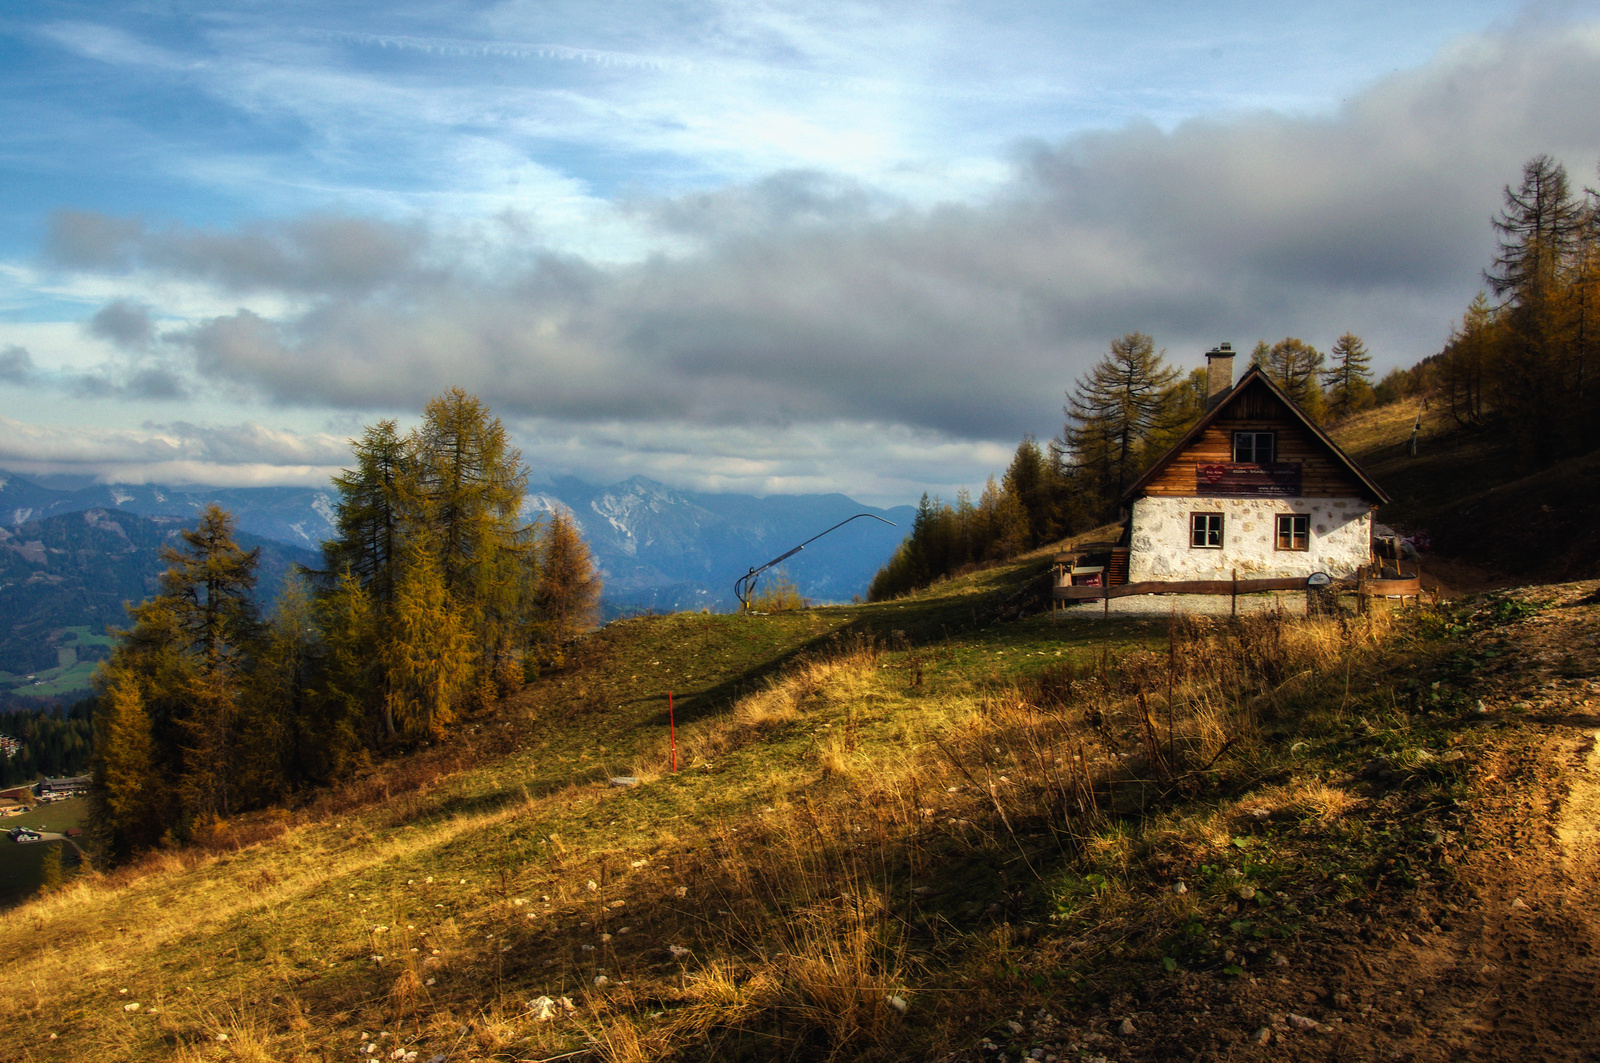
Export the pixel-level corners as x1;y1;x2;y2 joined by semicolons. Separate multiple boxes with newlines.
1263;338;1326;418
535;509;602;653
1486;155;1588;461
1001;435;1058;549
1441;295;1499;427
325;419;410;607
235;575;323;802
383;544;474;740
314;569;381;748
1323;333;1374;419
91;671;161;860
1058;332;1180;521
93;504;261;844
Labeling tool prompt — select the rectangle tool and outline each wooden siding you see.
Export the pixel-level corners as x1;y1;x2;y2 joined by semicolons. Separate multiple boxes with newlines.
1142;413;1367;499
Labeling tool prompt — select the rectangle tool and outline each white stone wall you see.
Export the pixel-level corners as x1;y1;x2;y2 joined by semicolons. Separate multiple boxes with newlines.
1127;496;1373;582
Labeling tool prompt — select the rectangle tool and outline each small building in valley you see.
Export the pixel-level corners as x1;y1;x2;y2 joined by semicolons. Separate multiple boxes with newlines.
1120;345;1390;583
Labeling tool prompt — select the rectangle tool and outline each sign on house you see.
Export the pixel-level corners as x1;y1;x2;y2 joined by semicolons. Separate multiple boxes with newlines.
1195;463;1302;497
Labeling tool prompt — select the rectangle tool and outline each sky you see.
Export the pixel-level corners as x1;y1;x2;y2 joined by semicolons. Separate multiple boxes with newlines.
3;1;1600;505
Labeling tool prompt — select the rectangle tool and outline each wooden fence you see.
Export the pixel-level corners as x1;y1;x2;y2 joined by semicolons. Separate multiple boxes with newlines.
1053;569;1423;617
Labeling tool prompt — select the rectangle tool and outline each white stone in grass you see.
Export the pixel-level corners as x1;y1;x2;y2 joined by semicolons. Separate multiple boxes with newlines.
886;994;908;1014
674;886;688;897
594;975;610;987
122;1003;140;1012
530;996;557;1021
586;880;599;892
1171;882;1187;895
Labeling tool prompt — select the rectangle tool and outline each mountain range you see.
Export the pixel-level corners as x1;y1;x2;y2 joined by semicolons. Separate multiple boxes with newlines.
0;469;913;701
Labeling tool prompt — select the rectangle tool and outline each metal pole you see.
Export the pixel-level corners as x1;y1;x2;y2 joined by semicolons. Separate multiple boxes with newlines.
734;513;897;610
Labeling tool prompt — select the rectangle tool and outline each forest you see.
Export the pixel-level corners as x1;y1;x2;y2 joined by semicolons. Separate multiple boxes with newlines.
0;700;93;787
870;154;1597;601
89;390;602;861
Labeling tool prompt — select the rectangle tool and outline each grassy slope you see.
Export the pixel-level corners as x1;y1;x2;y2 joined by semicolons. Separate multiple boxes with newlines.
0;404;1591;1061
0;536;1529;1063
1330;399;1600;580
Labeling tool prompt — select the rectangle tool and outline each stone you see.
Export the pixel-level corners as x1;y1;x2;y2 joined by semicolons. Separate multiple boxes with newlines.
609;777;639;788
1286;1014;1318;1030
1253;1028;1272;1045
1119;1018;1136;1035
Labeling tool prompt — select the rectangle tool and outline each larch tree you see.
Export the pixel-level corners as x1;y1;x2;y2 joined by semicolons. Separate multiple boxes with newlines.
1323;333;1375;419
90;671;161;861
1486;155;1589;460
383;543;475;740
1264;338;1326;419
93;504;262;842
1058;332;1180;521
324;418;410;608
410;389;531;685
534;509;602;656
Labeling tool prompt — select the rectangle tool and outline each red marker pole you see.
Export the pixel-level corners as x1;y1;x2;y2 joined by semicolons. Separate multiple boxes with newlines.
669;692;677;773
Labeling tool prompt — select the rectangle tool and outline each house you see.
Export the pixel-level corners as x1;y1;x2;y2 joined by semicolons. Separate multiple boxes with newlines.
1119;345;1390;583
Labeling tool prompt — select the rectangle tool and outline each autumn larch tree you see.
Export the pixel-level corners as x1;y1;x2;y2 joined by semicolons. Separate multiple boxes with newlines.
1323;333;1374;419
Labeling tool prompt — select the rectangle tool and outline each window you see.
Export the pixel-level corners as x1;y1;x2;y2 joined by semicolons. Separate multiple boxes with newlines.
1233;431;1275;464
1190;512;1223;549
1276;513;1309;551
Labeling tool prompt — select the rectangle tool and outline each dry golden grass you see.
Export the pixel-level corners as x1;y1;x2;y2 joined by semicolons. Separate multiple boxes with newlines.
0;596;1413;1063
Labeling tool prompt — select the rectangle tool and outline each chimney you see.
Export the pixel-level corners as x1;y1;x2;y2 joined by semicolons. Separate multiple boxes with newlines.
1205;342;1235;411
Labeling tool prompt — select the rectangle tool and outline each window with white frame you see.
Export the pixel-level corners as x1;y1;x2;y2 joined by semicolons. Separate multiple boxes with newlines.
1276;513;1309;551
1233;431;1275;464
1190;512;1223;548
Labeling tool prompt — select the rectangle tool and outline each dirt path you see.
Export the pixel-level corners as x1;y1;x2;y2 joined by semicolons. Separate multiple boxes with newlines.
1240;584;1600;1061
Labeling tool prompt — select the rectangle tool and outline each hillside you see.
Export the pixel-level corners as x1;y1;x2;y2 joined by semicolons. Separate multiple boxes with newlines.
0;511;317;704
2;545;1598;1061
1331;401;1600;583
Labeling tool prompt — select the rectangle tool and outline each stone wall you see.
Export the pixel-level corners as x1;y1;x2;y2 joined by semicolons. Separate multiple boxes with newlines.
1127;496;1372;582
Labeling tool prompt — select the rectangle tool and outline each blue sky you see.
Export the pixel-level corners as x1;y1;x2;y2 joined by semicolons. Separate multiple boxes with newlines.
2;1;1599;503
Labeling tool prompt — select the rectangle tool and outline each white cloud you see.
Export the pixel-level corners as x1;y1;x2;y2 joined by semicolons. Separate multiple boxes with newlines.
0;415;350;487
9;9;1600;502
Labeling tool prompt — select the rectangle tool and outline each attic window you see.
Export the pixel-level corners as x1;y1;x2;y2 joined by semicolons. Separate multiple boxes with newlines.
1233;431;1275;464
1190;512;1223;549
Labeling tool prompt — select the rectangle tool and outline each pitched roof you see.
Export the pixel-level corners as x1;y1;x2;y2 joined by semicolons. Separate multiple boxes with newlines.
1120;363;1391;506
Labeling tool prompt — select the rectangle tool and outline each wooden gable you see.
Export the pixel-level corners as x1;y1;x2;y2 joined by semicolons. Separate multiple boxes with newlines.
1123;366;1390;505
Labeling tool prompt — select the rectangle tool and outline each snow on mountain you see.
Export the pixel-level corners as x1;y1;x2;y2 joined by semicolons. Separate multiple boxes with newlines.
0;469;914;613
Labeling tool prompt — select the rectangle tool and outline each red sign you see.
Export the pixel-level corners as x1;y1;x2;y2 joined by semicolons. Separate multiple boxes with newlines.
1196;463;1302;497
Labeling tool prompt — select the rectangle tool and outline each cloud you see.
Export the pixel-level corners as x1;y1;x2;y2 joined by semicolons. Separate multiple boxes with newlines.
87;301;155;348
32;22;1600;472
0;346;37;385
46;211;429;296
0;414;350;486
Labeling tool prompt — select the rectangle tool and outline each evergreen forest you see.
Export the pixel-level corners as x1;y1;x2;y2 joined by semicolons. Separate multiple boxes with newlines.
89;390;602;861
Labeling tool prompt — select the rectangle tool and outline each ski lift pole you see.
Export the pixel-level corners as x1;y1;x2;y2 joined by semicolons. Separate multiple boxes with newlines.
735;513;898;611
